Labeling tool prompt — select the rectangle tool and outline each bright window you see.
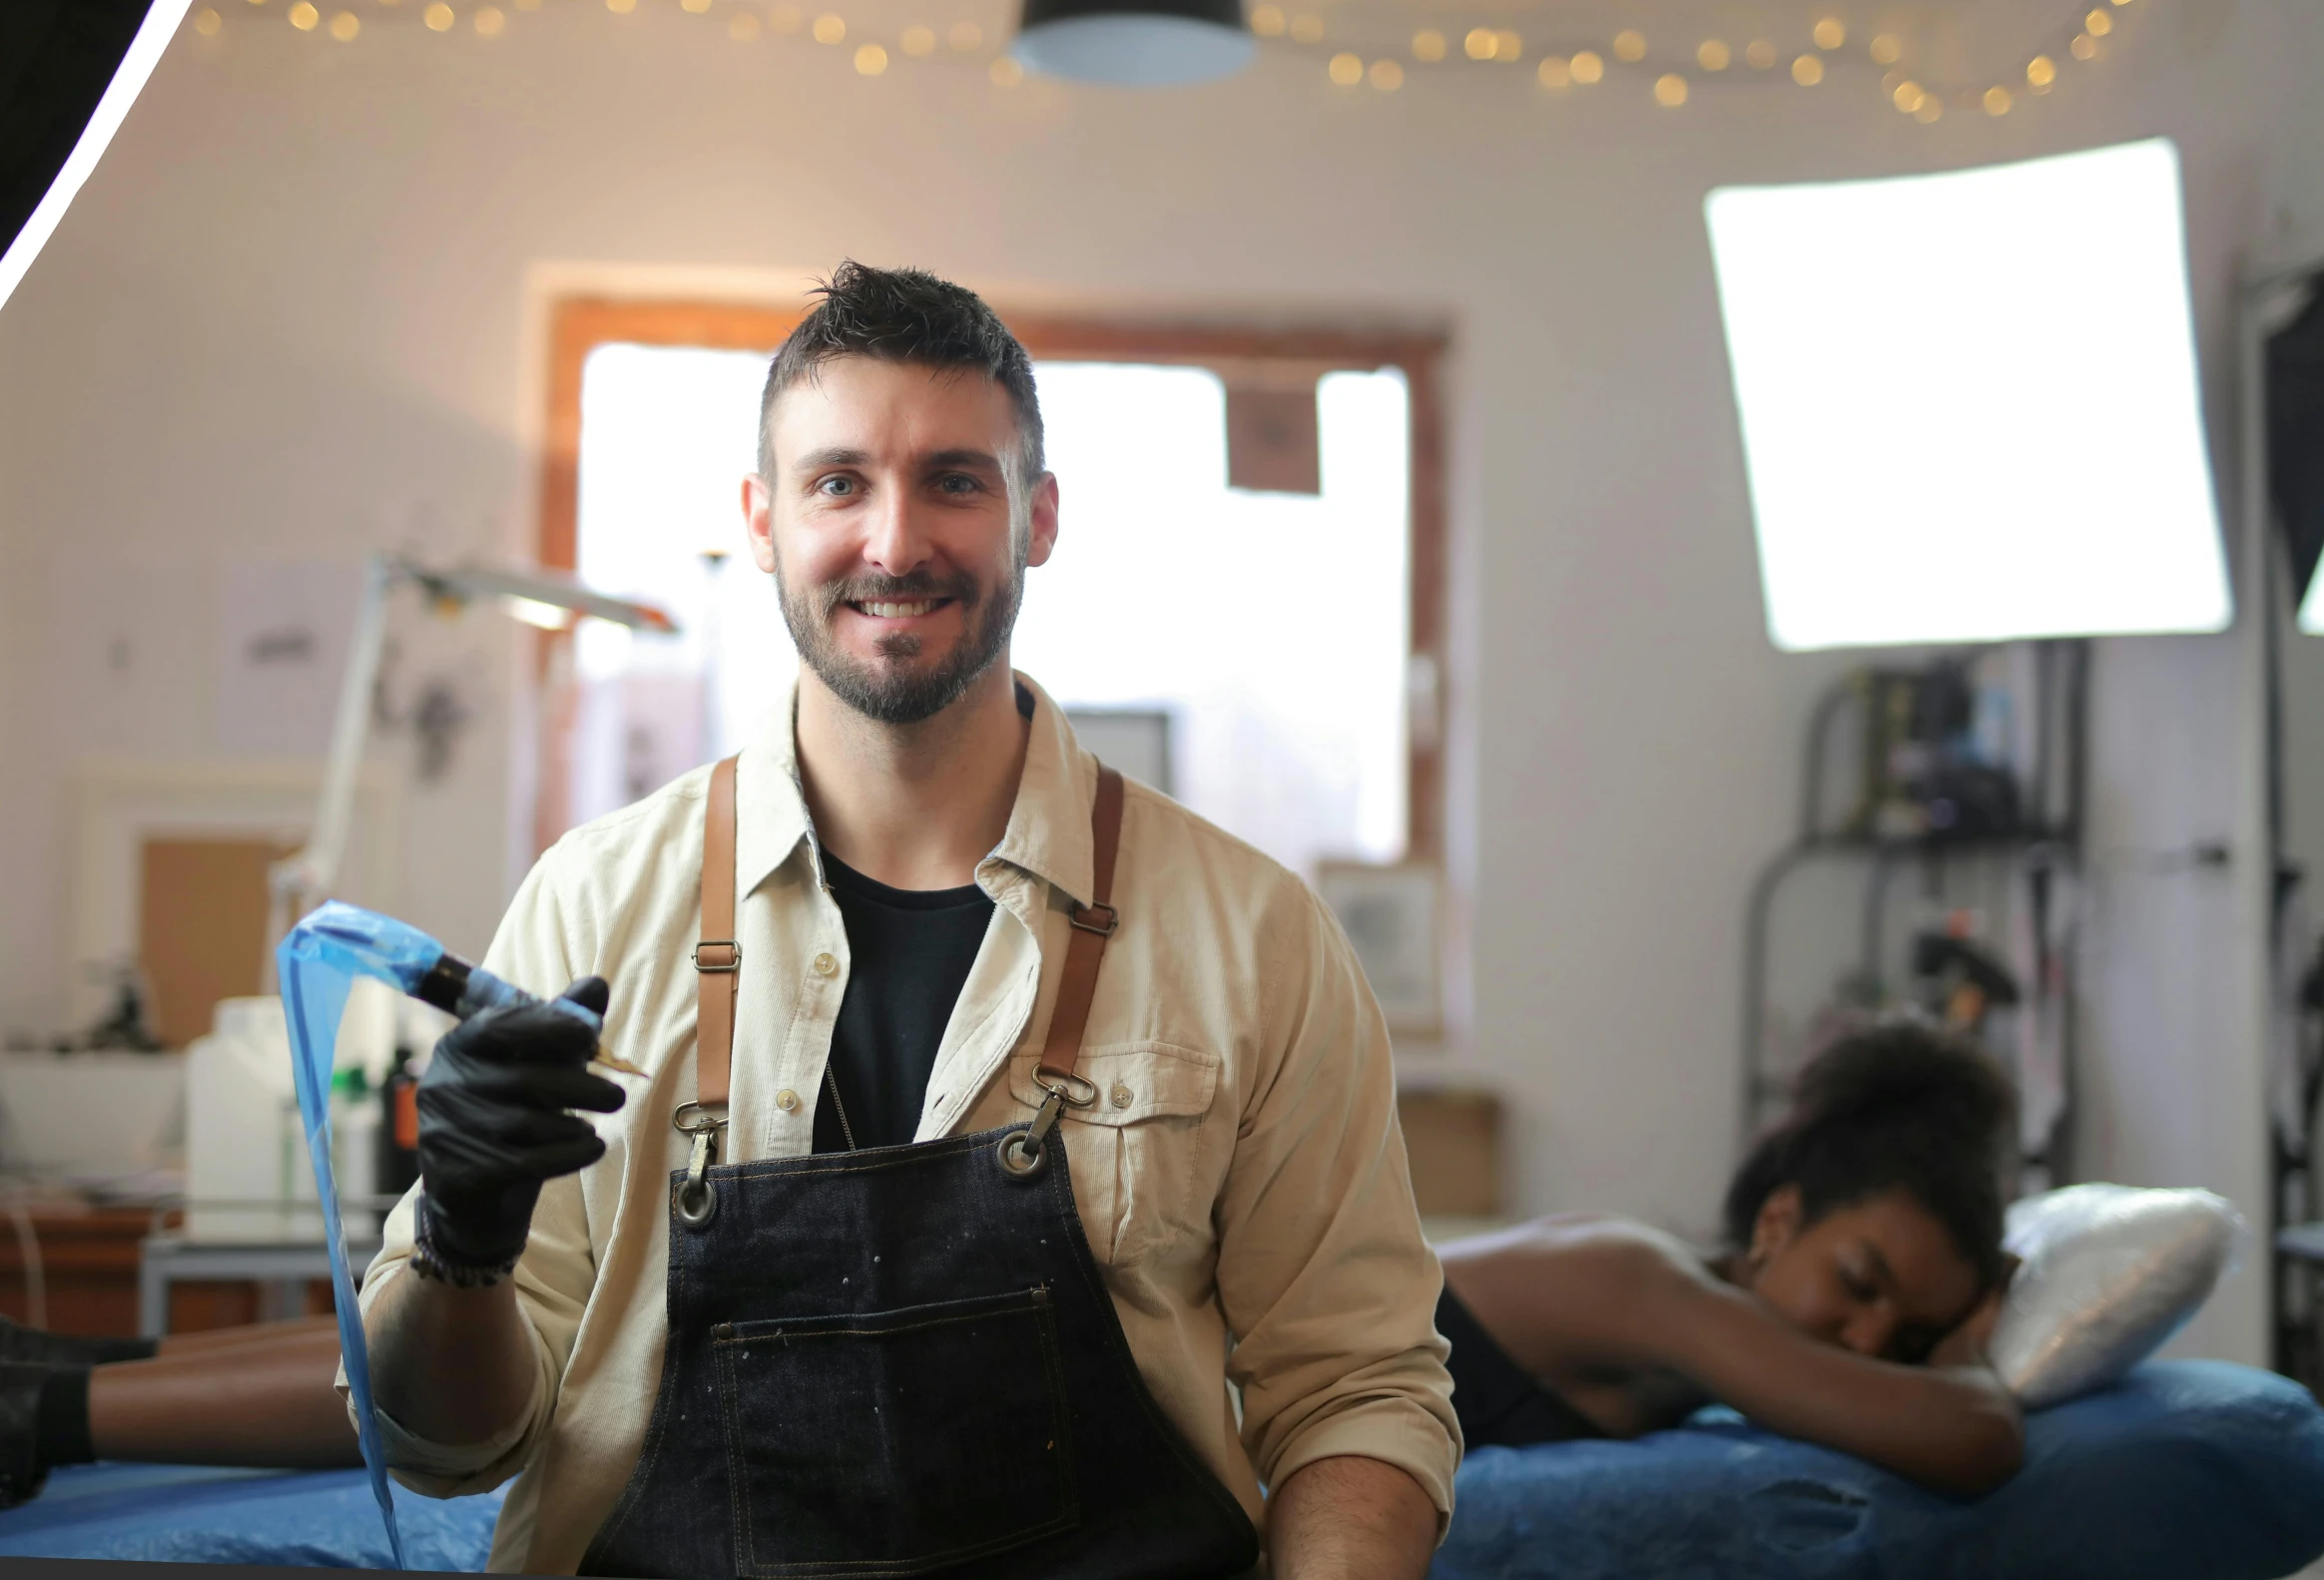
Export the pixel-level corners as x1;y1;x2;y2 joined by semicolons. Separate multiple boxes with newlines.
571;345;1413;876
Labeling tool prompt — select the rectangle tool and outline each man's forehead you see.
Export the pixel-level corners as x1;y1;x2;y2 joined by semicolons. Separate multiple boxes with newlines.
769;356;1014;457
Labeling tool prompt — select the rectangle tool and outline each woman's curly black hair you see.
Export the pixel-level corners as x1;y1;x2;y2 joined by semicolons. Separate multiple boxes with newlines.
1723;1021;2018;1289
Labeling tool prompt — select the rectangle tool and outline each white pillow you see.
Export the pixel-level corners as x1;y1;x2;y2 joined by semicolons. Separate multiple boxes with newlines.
1987;1183;2244;1408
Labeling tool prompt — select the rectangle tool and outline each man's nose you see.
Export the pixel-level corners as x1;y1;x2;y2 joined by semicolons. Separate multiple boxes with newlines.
859;483;932;576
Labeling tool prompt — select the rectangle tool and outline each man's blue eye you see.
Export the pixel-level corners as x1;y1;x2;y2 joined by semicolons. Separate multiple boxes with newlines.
821;476;855;496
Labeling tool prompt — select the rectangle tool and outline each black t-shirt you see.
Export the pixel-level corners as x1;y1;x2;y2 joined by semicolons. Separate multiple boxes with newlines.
811;848;997;1153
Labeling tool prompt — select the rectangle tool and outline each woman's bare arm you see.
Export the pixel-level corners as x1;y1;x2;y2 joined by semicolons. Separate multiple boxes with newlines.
1567;1239;2023;1494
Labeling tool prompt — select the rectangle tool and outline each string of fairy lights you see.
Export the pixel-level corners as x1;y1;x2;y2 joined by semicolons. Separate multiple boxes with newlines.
189;0;2142;117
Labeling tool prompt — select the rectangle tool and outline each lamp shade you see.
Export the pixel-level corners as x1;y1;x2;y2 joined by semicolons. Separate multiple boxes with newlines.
1;0;195;315
1015;0;1253;86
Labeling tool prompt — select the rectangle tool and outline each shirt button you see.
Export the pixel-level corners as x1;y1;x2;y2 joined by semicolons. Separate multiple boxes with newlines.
775;1088;801;1113
1110;1083;1133;1109
812;952;838;977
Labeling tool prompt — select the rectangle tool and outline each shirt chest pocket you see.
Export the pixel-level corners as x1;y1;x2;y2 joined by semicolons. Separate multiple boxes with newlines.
1009;1040;1221;1270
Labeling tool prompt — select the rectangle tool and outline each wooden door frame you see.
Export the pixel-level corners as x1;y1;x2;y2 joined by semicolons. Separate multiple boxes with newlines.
535;296;1451;861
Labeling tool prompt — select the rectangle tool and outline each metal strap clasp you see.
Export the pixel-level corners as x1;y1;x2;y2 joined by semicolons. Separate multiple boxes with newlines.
673;1100;730;1227
1068;903;1118;938
997;1068;1099;1178
693;941;740;973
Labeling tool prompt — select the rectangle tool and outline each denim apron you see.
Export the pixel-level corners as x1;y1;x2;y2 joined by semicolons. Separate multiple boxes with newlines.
578;760;1261;1580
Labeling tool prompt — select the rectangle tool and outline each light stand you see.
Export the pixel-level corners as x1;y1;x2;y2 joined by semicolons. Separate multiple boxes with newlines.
264;552;678;959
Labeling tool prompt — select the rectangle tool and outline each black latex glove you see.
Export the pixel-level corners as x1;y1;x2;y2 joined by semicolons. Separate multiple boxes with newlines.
415;976;625;1271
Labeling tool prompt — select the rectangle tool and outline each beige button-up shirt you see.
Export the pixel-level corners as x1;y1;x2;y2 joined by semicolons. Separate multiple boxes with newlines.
358;674;1459;1573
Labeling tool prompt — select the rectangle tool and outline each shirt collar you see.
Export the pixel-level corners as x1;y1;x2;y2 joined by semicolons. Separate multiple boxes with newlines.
734;669;1095;906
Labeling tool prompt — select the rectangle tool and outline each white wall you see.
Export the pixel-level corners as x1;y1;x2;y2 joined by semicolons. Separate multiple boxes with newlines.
4;0;2321;1361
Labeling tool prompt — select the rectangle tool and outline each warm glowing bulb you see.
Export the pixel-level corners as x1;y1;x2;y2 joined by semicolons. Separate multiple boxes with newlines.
1462;26;1494;60
1653;72;1687;106
1370;58;1403;89
288;1;316;27
900;23;934;52
2086;8;2112;35
193;7;223;32
1288;13;1323;42
1412;28;1444;60
1536;55;1569;88
1250;5;1283;35
1327;51;1363;84
1869;33;1901;65
2070;32;2097;59
1893;80;1923;111
1697;39;1729;71
1569;49;1603;83
422;1;452;27
2028;55;2056;85
1812;17;1844;50
1612;29;1646;61
605;0;633;11
730;11;760;36
681;0;710;11
1744;39;1776;69
813;13;845;42
1792;53;1823;85
474;5;503;32
1984;85;2014;115
988;55;1021;84
947;21;979;48
856;41;886;70
1915;95;1943;122
330;7;358;34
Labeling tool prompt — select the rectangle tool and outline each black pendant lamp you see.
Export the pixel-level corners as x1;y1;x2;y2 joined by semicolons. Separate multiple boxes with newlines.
1014;0;1254;86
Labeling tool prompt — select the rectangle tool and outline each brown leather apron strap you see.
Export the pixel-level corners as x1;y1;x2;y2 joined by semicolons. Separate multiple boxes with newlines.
674;756;743;1228
694;755;742;1108
1035;765;1125;1092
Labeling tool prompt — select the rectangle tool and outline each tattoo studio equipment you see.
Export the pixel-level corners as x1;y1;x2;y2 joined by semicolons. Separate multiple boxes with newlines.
275;901;641;1563
1742;650;2086;1191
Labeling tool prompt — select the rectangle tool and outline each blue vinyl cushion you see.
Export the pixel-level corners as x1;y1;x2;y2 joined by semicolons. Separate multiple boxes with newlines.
1435;1360;2324;1580
0;1461;501;1569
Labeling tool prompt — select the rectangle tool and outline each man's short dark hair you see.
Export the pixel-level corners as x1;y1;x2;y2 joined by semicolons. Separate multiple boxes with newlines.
758;262;1044;488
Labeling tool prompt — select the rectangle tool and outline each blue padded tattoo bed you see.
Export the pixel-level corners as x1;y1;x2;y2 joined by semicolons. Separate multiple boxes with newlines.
0;1360;2315;1575
1436;1359;2324;1580
0;1462;501;1569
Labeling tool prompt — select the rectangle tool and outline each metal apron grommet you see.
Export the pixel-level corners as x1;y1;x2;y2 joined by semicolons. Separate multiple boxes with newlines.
996;1128;1047;1178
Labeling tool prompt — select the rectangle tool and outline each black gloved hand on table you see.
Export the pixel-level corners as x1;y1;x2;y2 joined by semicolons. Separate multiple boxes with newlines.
413;976;625;1280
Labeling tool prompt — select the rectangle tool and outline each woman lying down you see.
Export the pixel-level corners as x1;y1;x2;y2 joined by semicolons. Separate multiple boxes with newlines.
0;1022;2019;1507
1437;1022;2025;1495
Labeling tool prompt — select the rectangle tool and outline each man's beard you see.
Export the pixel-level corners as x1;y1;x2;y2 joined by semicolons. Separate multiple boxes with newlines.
777;560;1023;726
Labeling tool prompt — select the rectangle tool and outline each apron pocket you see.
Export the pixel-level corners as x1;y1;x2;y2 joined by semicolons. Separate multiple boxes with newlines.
713;1287;1079;1578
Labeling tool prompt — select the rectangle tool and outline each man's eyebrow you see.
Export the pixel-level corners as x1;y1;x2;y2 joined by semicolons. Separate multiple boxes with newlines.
923;447;1005;471
792;446;870;471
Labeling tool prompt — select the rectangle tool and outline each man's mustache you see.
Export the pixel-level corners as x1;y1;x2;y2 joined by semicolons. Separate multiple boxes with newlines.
814;571;981;616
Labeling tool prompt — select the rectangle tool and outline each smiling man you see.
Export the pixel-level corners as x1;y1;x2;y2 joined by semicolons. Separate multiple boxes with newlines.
356;263;1459;1578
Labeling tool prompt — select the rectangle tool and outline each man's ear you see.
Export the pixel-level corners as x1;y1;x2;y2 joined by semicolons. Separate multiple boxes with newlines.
743;474;778;575
1024;471;1060;570
1750;1185;1805;1267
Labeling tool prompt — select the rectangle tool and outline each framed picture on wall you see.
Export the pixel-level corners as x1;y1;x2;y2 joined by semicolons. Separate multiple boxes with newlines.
1316;860;1442;1038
